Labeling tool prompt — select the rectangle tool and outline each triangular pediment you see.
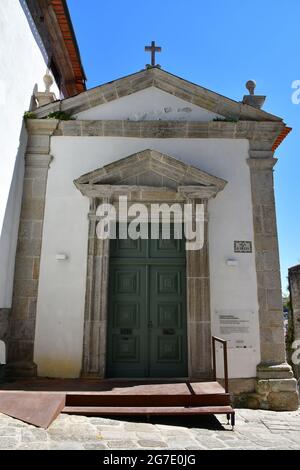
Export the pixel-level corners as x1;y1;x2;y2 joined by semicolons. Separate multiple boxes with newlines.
74;87;222;121
74;149;227;199
33;67;282;122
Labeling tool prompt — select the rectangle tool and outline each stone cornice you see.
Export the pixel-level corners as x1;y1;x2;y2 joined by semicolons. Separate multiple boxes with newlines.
75;184;219;201
31;67;282;122
31;119;287;143
26;119;59;136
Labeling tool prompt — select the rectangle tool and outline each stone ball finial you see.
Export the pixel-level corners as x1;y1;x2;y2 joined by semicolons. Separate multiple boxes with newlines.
246;80;256;95
43;70;54;93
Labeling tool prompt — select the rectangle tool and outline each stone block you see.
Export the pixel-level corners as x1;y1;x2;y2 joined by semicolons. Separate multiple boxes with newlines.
234;393;261;409
255;378;297;395
10;319;35;340
32;180;47;198
14;257;34;280
257;363;294;379
187;278;210;322
252;206;263;234
25;119;58;135
260;341;286;363
59;121;82;136
24;166;48;179
257;289;267;311
187;244;209;278
81;121;103;137
17;239;42;256
14;279;38;298
253;189;275;205
259;310;284;327
5;359;37;377
28;299;37;319
268;378;298;392
188;321;211;377
18;221;32;239
262;205;277;234
27;135;50;154
268;391;299;411
266;288;283;310
263;251;280;271
32;221;43;239
255;380;270;395
20;199;45;220
11;297;29;320
32;258;40;280
103;121;123;137
255;234;278;252
7;340;35;364
99;87;118;104
22;180;33;199
123;121;142;138
0;308;10;340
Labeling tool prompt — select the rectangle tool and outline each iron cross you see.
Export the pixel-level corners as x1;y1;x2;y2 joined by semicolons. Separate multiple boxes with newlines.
145;41;162;67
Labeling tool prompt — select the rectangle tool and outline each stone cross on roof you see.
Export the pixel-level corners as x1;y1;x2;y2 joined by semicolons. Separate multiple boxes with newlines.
145;40;162;67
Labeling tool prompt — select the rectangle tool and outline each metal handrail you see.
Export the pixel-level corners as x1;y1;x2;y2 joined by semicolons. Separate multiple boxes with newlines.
212;336;229;393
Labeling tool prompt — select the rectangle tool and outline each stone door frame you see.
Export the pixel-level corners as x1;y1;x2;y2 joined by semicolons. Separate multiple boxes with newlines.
81;195;212;379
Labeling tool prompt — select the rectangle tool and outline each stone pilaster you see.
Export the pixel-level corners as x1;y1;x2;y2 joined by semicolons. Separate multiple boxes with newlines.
82;198;110;377
186;199;211;379
5;120;58;377
246;142;299;410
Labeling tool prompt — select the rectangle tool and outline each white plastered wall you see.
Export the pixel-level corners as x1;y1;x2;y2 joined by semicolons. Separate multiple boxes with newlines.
34;135;260;378
0;0;59;308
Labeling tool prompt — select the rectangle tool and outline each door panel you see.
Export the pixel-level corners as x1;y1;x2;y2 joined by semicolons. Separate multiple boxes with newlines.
106;224;187;378
149;265;187;377
150;224;185;258
107;265;148;377
110;236;147;259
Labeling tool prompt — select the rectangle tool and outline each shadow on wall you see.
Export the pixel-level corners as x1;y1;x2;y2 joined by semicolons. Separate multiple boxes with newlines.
0;122;27;309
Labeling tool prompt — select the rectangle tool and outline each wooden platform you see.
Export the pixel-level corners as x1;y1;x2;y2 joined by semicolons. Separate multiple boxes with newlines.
0;379;235;428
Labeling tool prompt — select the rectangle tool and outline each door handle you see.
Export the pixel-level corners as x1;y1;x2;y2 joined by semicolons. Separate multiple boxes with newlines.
148;321;153;329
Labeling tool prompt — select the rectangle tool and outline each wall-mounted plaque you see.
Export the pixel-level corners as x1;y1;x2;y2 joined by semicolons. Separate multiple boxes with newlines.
234;240;252;253
214;310;255;349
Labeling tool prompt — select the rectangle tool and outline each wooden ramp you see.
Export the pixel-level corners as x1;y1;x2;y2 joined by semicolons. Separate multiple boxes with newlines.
0;391;65;428
62;381;235;428
0;380;235;428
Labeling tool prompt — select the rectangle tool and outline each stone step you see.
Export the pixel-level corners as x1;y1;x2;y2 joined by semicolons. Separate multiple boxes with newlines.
62;405;235;417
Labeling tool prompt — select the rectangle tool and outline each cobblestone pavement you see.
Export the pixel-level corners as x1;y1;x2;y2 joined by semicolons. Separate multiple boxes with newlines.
0;408;300;450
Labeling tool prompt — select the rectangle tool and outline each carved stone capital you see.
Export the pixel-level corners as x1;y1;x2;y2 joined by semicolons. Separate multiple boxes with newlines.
247;158;278;170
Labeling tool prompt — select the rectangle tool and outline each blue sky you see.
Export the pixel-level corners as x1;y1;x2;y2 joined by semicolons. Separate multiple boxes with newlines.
68;0;300;293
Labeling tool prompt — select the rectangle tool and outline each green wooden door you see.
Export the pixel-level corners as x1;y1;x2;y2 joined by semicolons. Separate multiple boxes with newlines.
106;225;187;378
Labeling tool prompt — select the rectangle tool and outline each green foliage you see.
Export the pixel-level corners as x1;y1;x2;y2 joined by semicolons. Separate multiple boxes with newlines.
284;293;295;369
213;117;238;123
23;111;37;120
45;111;75;121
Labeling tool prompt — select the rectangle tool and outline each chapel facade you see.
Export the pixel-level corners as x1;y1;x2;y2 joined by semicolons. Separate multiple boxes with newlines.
5;66;299;410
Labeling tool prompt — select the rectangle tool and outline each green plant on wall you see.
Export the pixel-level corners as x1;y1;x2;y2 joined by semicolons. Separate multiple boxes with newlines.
24;110;75;121
46;111;75;121
23;111;37;120
213;117;238;123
